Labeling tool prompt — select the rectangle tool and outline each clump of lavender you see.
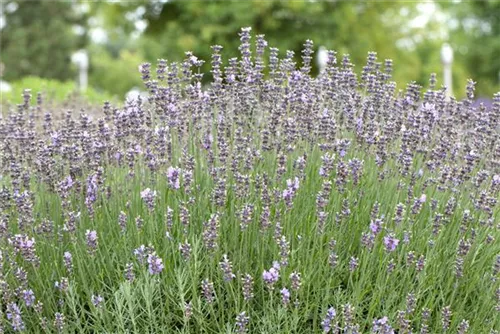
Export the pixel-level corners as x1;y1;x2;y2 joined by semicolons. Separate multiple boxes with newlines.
342;303;357;332
393;203;406;225
179;204;190;234
411;194;426;215
165;207;174;232
1;25;499;333
348;158;364;185
319;153;335;177
361;231;375;250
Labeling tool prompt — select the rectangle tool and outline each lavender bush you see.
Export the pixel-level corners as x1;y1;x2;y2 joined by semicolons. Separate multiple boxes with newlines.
0;27;499;333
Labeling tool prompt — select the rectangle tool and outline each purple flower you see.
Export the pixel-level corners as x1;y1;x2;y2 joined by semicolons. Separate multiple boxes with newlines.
235;311;250;333
10;234;38;264
280;287;290;306
287;177;300;190
184;301;193;320
262;265;280;288
219;254;236;282
114;151;122;163
241;273;254;301
167;166;182;190
492;174;500;187
125;263;135;282
55;277;69;292
91;294;104;308
179;241;192;260
147;252;164;275
85;230;98;255
383;234;400;252
85;174;99;215
133;244;151;264
290;271;302;291
7;302;25;332
63;251;73;273
140;188;157;211
372;316;394;333
54;312;65;332
283;177;300;208
370;219;383;235
321;307;336;333
201;279;215;303
349;257;359;272
22;289;35;307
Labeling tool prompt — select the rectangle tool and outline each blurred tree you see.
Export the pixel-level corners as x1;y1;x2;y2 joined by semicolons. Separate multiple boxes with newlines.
443;0;500;96
95;0;437;89
88;45;144;97
0;0;86;81
143;1;420;80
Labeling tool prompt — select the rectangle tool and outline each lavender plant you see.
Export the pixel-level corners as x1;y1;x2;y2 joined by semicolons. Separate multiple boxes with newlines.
0;27;498;333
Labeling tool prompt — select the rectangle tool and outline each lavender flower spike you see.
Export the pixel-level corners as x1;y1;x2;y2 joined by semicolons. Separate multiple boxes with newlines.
321;307;336;333
147;252;164;275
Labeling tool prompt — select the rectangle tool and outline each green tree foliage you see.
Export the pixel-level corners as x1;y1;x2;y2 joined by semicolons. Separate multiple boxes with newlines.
443;0;500;96
3;0;498;98
88;46;144;97
142;1;421;83
96;1;435;91
0;1;86;82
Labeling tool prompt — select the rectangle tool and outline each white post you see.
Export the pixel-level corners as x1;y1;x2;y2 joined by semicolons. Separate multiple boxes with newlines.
317;46;328;74
440;43;453;98
71;50;89;92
